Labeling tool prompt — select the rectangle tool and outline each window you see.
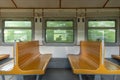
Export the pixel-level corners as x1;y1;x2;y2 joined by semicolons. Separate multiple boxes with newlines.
43;18;76;46
86;18;117;45
3;20;33;43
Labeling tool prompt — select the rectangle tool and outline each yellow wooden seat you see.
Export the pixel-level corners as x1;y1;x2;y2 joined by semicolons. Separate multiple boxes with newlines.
0;54;9;60
0;54;14;72
1;41;52;75
68;41;120;75
111;55;120;60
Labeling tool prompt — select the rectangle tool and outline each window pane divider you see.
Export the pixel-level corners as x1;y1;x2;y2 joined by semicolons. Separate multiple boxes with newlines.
88;27;116;29
5;27;32;29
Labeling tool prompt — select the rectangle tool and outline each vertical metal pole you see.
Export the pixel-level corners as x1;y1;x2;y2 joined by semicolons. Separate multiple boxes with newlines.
94;75;101;80
13;41;16;65
16;75;24;80
36;75;39;80
113;75;117;80
1;75;5;80
79;74;83;80
102;39;105;65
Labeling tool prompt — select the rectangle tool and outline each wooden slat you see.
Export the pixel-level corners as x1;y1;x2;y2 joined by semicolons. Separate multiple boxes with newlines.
21;54;51;70
68;41;120;74
80;41;101;65
68;54;98;70
0;54;9;60
104;60;120;70
112;55;120;60
16;41;51;74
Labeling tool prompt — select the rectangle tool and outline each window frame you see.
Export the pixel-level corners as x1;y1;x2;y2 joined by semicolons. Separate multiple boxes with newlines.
86;17;119;46
2;18;34;46
42;17;77;46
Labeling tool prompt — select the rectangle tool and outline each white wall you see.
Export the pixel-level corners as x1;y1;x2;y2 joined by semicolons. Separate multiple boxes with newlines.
0;46;13;58
0;9;120;58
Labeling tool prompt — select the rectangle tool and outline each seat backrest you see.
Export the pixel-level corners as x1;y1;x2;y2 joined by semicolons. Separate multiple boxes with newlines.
16;41;40;68
80;41;102;66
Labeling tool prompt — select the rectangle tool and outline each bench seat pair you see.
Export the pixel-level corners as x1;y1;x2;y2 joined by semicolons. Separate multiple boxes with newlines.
68;41;120;80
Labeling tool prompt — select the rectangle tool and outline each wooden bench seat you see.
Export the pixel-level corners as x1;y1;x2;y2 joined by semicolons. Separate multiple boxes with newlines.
0;54;9;60
20;54;51;71
111;55;120;60
68;55;120;74
68;41;120;75
104;60;120;70
1;41;52;75
15;40;52;74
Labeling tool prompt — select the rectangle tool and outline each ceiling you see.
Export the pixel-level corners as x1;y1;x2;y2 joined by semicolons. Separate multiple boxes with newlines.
0;0;120;9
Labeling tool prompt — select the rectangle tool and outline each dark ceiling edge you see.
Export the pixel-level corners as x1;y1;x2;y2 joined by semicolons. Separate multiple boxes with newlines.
0;7;120;9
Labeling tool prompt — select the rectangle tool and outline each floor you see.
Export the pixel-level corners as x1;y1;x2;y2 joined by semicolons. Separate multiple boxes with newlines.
23;68;80;80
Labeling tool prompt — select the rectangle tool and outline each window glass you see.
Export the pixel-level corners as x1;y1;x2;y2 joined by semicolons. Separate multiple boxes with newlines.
5;21;31;27
88;21;115;27
87;19;116;44
47;21;73;27
3;20;32;43
43;18;76;45
46;30;73;43
4;29;32;42
88;29;115;43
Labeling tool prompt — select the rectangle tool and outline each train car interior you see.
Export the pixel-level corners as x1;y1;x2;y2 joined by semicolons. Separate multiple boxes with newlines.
0;0;120;80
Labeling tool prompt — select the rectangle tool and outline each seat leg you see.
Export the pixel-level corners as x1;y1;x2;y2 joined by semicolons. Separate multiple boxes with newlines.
36;75;39;80
1;75;5;80
79;74;83;80
113;75;117;80
94;75;101;80
36;75;43;80
16;75;24;80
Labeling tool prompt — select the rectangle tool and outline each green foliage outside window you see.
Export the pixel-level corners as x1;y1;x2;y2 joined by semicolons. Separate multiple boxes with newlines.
47;21;73;27
88;20;116;43
88;21;115;27
88;29;115;42
45;20;74;43
4;21;32;43
5;21;31;27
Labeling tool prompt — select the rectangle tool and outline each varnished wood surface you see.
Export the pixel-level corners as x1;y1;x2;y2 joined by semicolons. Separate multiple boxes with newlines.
80;41;102;65
68;41;120;74
21;54;51;70
104;60;120;70
112;55;120;60
68;41;102;74
68;54;98;70
17;41;40;68
0;54;10;60
15;41;51;74
68;54;120;74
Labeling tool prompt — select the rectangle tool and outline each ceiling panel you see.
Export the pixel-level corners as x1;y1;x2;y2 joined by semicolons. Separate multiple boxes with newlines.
61;0;106;8
0;0;119;9
14;0;59;8
106;0;120;7
0;0;15;8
